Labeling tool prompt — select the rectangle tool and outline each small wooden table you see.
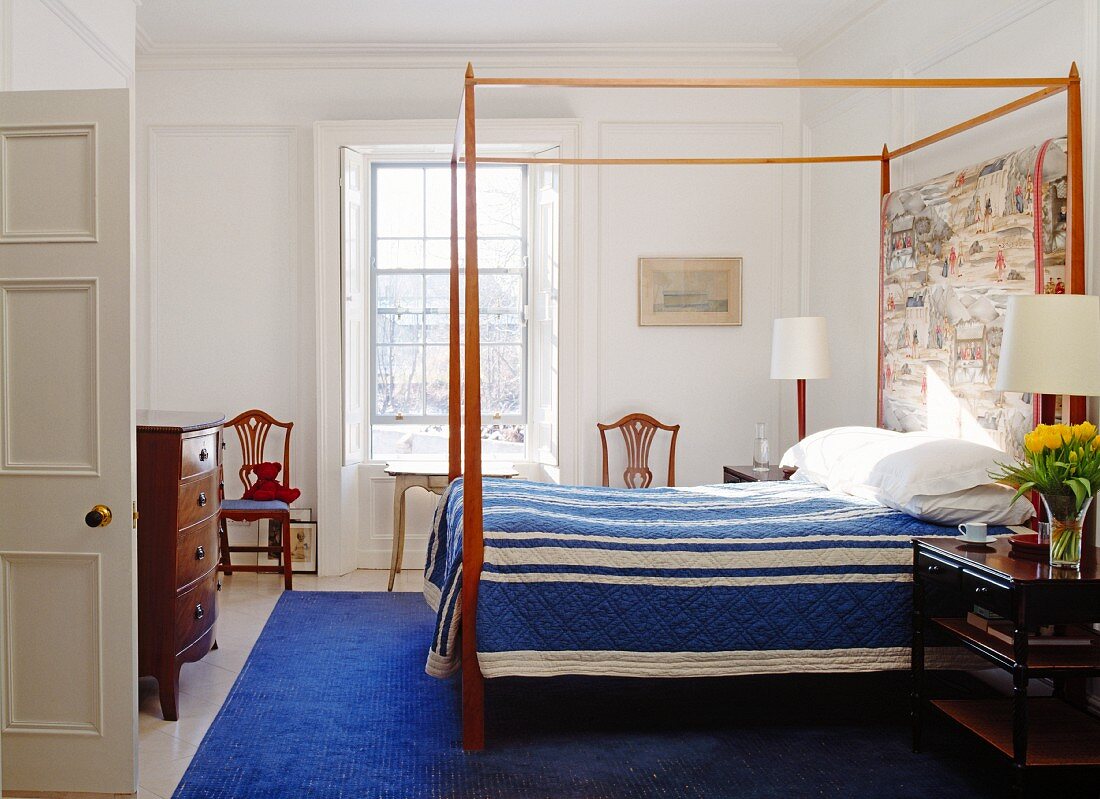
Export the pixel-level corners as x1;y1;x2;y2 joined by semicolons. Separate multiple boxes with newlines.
384;462;519;591
912;537;1100;796
722;465;794;483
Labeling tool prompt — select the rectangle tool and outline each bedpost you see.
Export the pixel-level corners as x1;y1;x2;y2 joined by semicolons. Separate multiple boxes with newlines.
877;144;890;428
448;157;461;482
1066;62;1086;424
461;61;486;752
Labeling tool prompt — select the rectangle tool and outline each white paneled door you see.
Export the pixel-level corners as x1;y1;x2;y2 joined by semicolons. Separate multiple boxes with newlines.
0;90;136;795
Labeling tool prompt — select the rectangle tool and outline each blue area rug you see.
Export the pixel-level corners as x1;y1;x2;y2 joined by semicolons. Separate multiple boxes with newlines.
172;592;1087;798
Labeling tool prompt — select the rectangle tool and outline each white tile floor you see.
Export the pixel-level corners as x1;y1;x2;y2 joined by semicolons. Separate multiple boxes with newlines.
137;569;423;799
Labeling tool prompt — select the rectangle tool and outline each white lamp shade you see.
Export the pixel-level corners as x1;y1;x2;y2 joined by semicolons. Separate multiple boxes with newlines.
995;294;1100;395
770;316;831;380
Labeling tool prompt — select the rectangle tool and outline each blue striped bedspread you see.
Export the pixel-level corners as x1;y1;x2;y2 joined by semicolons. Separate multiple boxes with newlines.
424;478;962;679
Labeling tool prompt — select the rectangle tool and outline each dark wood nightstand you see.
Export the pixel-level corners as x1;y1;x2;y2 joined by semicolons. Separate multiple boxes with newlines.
722;465;793;483
912;537;1100;796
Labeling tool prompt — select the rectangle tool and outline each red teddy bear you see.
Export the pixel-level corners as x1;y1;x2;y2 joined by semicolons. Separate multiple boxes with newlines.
243;462;301;504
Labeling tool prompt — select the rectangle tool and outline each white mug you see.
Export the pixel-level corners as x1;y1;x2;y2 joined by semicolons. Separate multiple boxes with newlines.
958;521;988;541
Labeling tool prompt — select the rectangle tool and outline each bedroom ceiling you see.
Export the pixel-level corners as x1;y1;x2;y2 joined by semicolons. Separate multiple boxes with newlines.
135;0;883;54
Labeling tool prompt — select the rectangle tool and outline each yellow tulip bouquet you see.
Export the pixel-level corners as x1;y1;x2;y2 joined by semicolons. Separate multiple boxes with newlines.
991;421;1100;568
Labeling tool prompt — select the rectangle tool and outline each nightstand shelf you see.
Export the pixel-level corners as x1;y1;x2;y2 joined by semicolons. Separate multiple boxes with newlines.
932;618;1100;675
932;698;1100;767
912;537;1100;795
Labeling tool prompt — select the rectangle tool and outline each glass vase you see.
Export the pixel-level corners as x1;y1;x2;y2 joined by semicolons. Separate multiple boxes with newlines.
752;422;770;473
1040;493;1091;571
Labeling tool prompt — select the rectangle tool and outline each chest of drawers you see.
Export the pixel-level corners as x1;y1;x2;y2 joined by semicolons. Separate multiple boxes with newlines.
136;410;225;721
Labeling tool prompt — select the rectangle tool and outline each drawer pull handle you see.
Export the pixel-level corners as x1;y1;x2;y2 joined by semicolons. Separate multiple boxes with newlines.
196;545;205;561
926;564;941;573
973;586;989;594
199;448;210;462
194;603;204;620
197;492;207;507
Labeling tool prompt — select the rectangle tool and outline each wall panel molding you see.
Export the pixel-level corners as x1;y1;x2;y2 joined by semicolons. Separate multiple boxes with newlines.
1;552;103;736
145;125;299;410
0;125;98;243
0;278;100;475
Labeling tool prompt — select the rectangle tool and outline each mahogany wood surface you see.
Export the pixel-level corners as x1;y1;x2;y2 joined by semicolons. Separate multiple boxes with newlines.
932;618;1100;674
916;537;1100;583
473;76;1072;89
137;411;224;721
460;63;485;752
598;413;680;488
219;409;295;590
448;157;461;483
932;699;1100;766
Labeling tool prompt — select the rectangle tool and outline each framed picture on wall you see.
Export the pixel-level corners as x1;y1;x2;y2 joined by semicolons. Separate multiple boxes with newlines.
638;257;743;326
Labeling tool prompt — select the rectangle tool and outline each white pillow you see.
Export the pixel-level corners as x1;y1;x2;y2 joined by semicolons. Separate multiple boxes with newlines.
780;426;903;487
885;484;1034;526
827;433;1009;506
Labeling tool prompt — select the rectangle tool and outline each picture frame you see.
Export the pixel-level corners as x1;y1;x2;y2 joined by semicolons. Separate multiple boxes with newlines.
265;515;318;574
638;257;743;326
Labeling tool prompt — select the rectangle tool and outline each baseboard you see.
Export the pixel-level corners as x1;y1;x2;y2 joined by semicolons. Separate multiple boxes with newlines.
3;791;135;798
357;548;426;571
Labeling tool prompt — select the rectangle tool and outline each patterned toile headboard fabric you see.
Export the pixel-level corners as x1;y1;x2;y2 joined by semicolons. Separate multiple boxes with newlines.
879;138;1067;460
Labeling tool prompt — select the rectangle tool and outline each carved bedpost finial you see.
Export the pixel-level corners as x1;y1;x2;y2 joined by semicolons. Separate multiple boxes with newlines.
466;62;475;80
1069;62;1079;79
882;144;890;159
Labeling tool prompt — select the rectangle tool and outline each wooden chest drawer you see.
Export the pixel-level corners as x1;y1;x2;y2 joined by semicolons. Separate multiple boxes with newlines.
181;432;218;480
175;570;218;655
916;551;961;587
961;569;1013;618
176;515;219;592
178;470;219;529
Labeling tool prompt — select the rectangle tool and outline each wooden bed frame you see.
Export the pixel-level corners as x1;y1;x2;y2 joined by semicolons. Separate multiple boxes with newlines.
445;63;1087;750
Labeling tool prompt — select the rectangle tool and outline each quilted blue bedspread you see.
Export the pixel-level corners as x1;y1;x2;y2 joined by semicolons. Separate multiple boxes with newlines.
424;478;959;679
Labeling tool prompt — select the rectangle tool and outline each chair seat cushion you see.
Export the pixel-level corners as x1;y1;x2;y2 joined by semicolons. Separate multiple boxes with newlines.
221;499;290;513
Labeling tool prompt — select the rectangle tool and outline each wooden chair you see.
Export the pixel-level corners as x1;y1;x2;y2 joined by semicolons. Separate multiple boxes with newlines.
218;409;295;590
598;413;680;488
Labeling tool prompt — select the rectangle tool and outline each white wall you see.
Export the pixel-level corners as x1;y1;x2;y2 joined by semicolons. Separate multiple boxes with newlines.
135;59;803;572
0;0;135;90
800;0;1099;436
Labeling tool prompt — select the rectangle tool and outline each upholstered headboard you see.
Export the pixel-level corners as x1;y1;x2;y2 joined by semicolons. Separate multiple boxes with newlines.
878;138;1067;459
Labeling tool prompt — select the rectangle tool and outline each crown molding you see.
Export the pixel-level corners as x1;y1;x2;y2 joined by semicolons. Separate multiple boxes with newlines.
783;0;888;61
40;0;134;84
135;40;799;72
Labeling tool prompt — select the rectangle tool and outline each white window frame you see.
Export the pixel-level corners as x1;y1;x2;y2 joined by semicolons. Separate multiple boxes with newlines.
367;161;530;432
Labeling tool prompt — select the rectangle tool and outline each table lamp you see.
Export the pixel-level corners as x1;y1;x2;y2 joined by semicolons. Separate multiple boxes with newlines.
770;316;831;441
995;294;1100;399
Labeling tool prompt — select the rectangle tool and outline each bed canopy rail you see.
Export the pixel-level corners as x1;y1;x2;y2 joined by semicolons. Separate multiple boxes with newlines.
447;62;1086;751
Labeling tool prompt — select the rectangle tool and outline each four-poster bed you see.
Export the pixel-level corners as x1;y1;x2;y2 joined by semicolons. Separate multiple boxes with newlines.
440;63;1087;750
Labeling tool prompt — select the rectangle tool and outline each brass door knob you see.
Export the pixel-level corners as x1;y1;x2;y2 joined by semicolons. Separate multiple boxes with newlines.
85;505;112;528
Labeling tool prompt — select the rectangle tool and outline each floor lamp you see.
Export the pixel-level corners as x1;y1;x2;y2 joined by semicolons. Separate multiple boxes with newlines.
771;316;831;441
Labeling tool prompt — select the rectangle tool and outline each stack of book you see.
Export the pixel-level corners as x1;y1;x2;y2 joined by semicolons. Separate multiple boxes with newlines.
965;610;1097;647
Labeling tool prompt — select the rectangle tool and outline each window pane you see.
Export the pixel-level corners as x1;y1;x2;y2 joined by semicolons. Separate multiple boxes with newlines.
479;273;523;312
376;312;422;344
375;168;424;237
375;239;424;270
482;344;523;416
371;423;525;459
376;274;423;313
478;238;524;270
425;238;463;270
477;167;523;236
481;313;522;343
375;346;423;416
424;168;454;238
424;345;450;415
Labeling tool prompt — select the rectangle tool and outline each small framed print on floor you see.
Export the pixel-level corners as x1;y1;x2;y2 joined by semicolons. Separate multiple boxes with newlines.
265;515;318;574
288;520;317;574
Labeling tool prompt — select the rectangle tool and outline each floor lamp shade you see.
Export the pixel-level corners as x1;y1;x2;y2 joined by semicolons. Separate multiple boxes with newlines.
770;317;831;380
994;295;1100;396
